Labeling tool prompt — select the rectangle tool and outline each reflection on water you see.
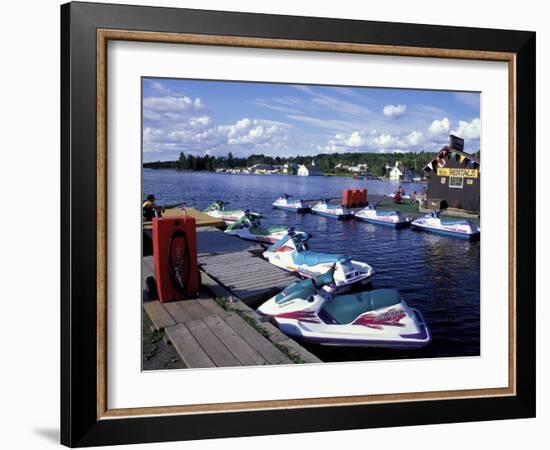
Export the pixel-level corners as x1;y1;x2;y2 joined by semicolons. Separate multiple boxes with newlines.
144;170;480;361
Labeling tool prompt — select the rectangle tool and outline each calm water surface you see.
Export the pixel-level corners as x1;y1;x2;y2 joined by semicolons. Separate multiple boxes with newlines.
144;170;480;361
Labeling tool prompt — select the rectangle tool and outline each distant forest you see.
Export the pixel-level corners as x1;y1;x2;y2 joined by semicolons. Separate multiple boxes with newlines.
143;150;461;176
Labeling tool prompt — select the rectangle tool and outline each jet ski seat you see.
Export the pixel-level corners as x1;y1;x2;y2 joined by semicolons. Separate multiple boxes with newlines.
292;251;347;266
376;210;398;216
321;289;402;324
440;218;470;226
274;268;336;304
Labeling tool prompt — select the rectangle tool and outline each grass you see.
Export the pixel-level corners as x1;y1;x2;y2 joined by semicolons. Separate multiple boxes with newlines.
142;325;163;361
273;343;306;364
142;313;184;370
214;296;231;311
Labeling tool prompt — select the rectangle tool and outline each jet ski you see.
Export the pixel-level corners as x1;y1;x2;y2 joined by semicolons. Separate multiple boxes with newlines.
272;193;311;213
311;199;353;219
354;203;412;228
263;229;374;290
224;210;290;244
203;200;245;223
411;210;480;240
256;268;431;348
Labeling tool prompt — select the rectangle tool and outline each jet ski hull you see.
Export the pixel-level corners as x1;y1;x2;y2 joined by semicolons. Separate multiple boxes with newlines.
273;204;311;213
313;210;353;220
279;309;431;348
412;222;480;240
355;215;411;228
225;228;287;243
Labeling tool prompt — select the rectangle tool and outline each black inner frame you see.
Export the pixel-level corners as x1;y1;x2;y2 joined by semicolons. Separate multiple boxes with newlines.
61;2;536;447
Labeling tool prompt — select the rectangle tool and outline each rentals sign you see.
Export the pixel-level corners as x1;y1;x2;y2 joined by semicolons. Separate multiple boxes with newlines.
437;168;478;178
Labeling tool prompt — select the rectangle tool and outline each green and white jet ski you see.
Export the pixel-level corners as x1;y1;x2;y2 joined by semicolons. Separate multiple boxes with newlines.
203;200;245;223
224;211;292;244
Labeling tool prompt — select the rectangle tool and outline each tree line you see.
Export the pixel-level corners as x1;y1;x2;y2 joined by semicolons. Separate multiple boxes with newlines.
143;151;446;176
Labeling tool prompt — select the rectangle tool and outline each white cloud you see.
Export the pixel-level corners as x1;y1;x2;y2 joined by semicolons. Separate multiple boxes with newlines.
322;129;425;154
345;131;365;147
428;117;450;135
383;104;407;117
143;116;291;157
372;133;395;147
189;116;211;127
143;95;205;115
451;118;481;140
149;81;171;94
406;131;423;145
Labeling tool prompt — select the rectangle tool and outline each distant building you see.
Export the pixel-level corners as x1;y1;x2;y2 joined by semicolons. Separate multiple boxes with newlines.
249;163;275;174
392;161;403;181
388;161;412;181
297;160;322;176
282;163;299;175
348;163;369;174
335;163;350;171
423;135;480;213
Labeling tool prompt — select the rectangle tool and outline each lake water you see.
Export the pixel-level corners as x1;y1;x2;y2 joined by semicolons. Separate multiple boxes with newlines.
144;169;480;361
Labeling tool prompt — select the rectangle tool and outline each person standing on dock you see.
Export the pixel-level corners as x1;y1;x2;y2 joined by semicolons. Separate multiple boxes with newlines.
143;194;163;221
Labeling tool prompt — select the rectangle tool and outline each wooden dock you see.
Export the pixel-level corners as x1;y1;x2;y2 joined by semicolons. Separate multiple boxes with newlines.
199;249;298;305
142;254;321;368
143;207;225;230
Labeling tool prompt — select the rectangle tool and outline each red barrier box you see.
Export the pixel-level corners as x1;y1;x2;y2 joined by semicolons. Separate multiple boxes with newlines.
152;216;199;302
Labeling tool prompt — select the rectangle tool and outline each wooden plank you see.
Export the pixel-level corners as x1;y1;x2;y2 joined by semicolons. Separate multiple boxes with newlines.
181;299;212;319
217;273;294;289
186;319;242;367
205;267;293;285
203;315;267;366
164;323;215;368
200;255;261;267
221;312;292;365
200;259;265;273
214;276;283;291
198;298;226;315
200;248;258;260
212;264;291;280
200;271;233;298
143;301;177;331
228;303;291;344
199;249;257;260
163;300;212;324
143;207;225;230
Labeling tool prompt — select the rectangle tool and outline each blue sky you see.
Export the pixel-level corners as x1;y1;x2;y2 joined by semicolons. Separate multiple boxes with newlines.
142;78;480;162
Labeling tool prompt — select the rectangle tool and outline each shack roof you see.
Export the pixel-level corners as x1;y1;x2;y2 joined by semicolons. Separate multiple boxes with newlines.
423;146;480;172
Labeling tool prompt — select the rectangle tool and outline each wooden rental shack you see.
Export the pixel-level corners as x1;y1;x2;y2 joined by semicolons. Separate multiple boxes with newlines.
423;135;480;214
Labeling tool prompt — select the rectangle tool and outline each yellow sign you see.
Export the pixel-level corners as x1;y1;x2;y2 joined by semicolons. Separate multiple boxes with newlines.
437;168;478;178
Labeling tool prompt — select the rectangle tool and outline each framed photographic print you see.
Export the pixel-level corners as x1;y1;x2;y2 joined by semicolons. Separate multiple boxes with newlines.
61;1;536;447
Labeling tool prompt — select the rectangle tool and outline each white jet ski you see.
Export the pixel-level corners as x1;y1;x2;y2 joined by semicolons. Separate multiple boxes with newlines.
272;194;311;213
411;210;480;240
263;229;374;290
311;199;353;220
257;268;431;348
354;203;412;228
